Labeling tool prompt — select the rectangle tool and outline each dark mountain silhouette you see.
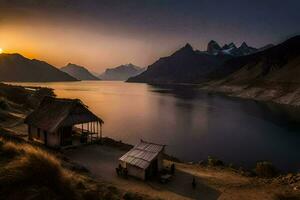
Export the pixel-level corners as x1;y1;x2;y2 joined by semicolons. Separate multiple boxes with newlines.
203;35;300;105
0;53;77;82
258;44;275;52
127;43;232;84
209;35;300;86
207;40;257;56
207;40;222;55
128;36;300;91
99;63;144;80
61;63;99;80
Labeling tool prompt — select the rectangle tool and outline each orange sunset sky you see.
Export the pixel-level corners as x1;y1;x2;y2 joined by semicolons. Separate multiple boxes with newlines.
0;0;299;72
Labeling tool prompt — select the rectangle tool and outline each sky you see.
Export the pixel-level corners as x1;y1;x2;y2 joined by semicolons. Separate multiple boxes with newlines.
0;0;300;72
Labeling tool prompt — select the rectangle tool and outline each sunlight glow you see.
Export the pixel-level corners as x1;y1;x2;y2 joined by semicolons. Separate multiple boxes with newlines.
0;48;3;54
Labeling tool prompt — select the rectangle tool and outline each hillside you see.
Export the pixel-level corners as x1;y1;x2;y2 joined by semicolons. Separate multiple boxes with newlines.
0;53;77;82
127;44;231;84
99;64;144;81
204;35;300;105
61;63;100;80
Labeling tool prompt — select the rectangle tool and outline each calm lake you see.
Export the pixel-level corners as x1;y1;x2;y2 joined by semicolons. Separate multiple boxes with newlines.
11;81;300;172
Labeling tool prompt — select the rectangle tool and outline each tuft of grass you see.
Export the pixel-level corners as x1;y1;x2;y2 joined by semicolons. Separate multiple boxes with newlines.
0;139;78;199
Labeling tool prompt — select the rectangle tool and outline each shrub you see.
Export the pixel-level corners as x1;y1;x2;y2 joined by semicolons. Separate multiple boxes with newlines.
207;156;224;166
255;161;277;178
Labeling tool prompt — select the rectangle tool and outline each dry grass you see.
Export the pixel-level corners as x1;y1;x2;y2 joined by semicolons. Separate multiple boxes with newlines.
0;138;78;199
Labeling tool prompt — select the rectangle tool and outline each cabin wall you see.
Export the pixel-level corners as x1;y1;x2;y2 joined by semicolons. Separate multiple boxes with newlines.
127;164;145;180
29;126;45;143
157;152;164;171
28;125;60;147
47;132;60;147
119;160;127;168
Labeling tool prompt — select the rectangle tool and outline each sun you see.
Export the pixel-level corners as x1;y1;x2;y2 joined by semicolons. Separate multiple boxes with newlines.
0;48;3;54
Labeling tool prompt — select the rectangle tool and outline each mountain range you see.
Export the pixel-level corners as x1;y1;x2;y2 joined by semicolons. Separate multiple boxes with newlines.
0;53;77;82
99;64;144;80
206;40;259;56
128;36;300;105
61;63;100;80
127;43;232;84
203;35;300;105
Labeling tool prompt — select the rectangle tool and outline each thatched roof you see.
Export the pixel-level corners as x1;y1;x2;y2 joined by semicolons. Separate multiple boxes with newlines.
119;140;165;169
25;96;103;133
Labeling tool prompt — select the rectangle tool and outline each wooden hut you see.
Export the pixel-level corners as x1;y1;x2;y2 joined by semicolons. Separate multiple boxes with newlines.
24;96;104;148
119;140;165;180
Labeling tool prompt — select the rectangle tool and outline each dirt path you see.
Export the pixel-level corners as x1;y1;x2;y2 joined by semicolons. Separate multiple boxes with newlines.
64;145;298;200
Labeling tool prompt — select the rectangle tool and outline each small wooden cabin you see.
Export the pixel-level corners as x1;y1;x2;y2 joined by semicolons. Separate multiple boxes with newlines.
119;140;165;180
24;96;104;148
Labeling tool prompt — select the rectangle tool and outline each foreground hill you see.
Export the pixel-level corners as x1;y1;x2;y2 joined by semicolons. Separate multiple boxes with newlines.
61;63;100;80
204;35;300;105
127;44;232;84
0;53;77;82
99;63;144;80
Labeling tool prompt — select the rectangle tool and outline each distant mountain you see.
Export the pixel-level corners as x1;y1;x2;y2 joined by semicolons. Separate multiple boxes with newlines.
99;64;144;80
204;35;300;105
128;36;300;95
127;43;232;84
0;53;77;82
209;35;300;85
207;40;258;56
61;63;99;80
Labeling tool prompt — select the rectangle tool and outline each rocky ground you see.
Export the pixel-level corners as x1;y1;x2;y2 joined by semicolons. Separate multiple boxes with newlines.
201;82;300;107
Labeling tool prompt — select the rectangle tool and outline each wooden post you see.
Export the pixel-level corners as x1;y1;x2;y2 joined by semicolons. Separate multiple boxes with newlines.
89;122;91;143
28;125;32;141
93;121;95;134
100;123;102;144
97;121;99;141
92;122;94;142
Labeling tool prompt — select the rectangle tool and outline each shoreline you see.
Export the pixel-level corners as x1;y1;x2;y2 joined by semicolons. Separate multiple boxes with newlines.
128;81;300;107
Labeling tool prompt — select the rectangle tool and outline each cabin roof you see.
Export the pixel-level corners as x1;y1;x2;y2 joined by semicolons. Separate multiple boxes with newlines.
119;140;165;169
24;96;103;133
